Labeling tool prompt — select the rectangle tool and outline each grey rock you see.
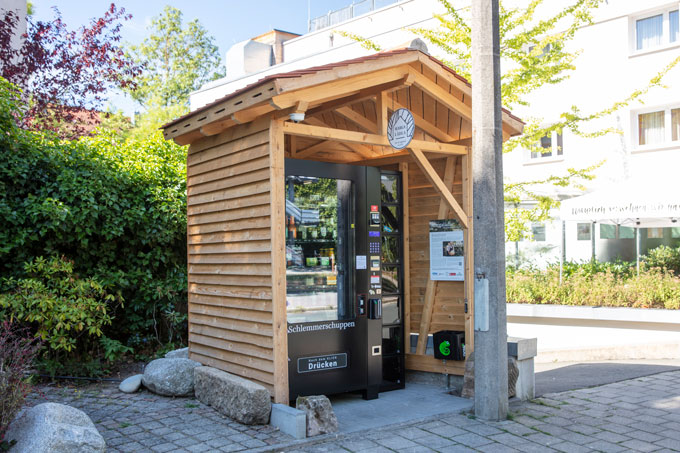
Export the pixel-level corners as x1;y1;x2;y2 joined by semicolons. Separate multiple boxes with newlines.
142;358;202;396
461;352;520;398
461;352;476;398
194;366;271;425
296;395;338;437
165;347;189;359
5;402;105;453
119;374;143;393
508;356;519;398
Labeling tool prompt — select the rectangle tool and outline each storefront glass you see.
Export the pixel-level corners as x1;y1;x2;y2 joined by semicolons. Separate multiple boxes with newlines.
285;176;353;323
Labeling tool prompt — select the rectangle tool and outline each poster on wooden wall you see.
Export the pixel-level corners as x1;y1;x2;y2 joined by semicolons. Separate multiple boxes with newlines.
429;219;464;281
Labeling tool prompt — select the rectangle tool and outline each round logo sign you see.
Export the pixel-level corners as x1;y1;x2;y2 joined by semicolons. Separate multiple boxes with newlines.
387;108;415;150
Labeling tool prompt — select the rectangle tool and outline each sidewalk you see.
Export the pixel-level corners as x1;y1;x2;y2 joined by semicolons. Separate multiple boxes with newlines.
25;369;680;452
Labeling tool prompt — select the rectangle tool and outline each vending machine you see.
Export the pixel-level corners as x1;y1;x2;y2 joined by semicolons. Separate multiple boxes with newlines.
285;159;386;401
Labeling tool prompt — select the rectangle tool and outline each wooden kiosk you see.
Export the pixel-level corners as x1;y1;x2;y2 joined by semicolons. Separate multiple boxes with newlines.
163;48;523;404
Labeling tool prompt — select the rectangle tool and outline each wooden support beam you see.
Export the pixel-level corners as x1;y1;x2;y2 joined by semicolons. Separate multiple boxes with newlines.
276;50;419;93
294;140;327;159
306;75;414;118
407;148;468;228
175;129;206;146
200;118;238;137
269;118;289;404
282;122;467;155
400;162;411;344
416;157;457;355
270;68;409;110
304;117;377;159
408;68;472;120
406;353;465;375
289;135;297;156
417;54;472;97
354;151;409;166
294;100;309;113
232;103;275;125
336;106;377;133
376;91;388;135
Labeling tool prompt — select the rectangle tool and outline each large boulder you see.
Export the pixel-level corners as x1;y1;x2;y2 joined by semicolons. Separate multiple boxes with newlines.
194;366;271;425
296;395;338;437
5;402;105;453
461;352;519;398
142;358;202;396
165;347;189;359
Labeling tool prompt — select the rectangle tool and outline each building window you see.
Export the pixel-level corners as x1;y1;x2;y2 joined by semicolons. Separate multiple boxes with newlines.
671;227;680;238
633;8;680;52
601;224;636;239
639;111;665;145
619;226;635;239
577;223;591;241
648;228;664;239
636;14;663;50
531;222;546;241
600;224;617;239
635;105;680;147
530;131;563;160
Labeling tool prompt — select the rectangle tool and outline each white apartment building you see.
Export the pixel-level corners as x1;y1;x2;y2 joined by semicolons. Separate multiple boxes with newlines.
190;0;680;267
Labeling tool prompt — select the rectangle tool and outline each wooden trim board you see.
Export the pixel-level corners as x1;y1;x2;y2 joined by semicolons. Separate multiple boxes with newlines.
268;119;289;403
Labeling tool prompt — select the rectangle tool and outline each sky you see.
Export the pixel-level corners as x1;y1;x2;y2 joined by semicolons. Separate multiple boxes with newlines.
30;0;356;115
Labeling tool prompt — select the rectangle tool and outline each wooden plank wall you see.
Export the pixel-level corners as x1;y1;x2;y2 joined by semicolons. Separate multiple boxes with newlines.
407;157;467;338
185;119;276;393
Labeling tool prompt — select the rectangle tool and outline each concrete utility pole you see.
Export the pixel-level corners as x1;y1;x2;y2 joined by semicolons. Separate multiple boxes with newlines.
471;0;508;421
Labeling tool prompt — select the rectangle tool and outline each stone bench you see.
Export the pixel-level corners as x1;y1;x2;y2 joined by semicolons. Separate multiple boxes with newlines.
507;336;537;400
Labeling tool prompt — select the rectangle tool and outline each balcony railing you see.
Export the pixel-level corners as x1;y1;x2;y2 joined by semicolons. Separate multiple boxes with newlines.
309;0;402;32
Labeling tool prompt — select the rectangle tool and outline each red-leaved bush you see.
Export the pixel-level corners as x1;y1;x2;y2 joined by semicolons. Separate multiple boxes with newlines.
0;4;141;138
0;321;41;442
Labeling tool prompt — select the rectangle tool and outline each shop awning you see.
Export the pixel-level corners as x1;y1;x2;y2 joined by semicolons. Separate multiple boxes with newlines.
559;179;680;228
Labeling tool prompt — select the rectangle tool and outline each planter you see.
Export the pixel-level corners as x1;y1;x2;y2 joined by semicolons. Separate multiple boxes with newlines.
506;303;680;362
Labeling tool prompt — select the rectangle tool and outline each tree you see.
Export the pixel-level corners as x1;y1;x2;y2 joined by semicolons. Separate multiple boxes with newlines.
125;6;224;108
0;4;141;138
350;0;680;240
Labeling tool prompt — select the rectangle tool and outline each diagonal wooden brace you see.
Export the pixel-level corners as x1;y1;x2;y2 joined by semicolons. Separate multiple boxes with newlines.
407;147;469;229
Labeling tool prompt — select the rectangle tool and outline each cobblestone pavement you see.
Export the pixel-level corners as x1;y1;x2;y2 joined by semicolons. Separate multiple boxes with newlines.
278;370;680;453
26;370;680;452
25;383;292;452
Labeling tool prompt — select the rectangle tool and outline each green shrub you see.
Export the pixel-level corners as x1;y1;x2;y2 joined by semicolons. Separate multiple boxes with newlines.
642;245;680;275
0;77;188;348
507;258;680;310
0;256;131;376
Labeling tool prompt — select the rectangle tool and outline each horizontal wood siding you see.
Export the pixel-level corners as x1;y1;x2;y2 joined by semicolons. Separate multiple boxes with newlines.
407;158;467;335
186;121;275;392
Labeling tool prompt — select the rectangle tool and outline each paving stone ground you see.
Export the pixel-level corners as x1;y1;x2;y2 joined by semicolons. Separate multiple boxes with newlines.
24;383;292;452
24;370;680;452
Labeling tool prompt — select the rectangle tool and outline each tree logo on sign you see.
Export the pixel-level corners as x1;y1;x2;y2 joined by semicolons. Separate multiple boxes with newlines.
387;108;415;150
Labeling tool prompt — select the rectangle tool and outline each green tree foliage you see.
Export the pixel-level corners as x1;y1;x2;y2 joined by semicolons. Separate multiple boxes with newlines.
125;6;224;108
349;0;680;241
0;78;188;355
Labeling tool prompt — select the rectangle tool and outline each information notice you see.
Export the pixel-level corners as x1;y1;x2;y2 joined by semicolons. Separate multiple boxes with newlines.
429;219;464;281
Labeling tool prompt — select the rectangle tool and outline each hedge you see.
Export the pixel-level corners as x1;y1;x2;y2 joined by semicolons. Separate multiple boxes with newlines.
0;78;188;352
